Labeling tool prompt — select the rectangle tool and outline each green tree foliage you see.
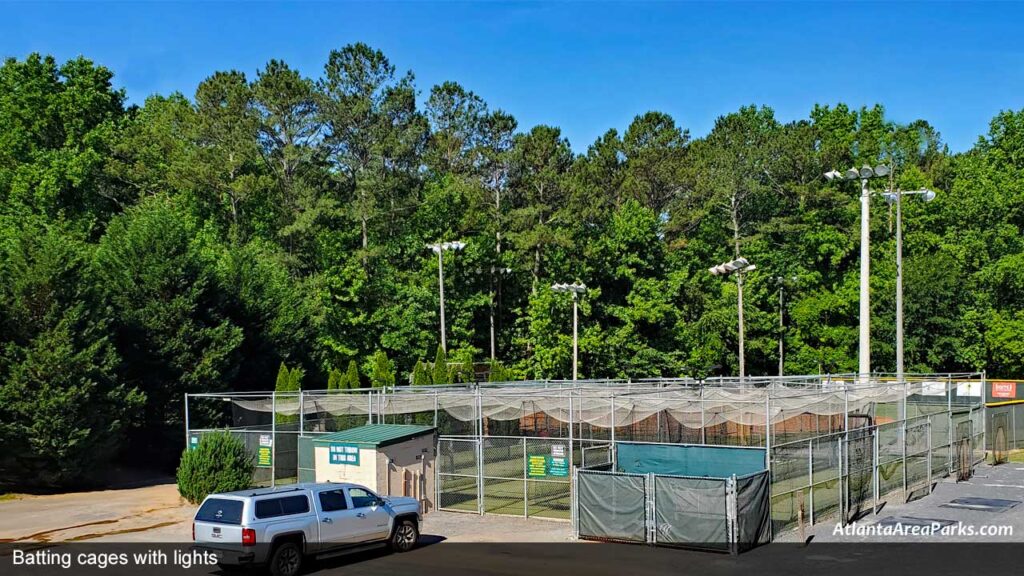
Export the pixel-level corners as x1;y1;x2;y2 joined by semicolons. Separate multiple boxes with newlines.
431;344;450;385
327;366;344;390
176;431;254;504
412;360;430;386
369;350;395;389
6;48;1024;487
345;359;361;389
0;220;144;489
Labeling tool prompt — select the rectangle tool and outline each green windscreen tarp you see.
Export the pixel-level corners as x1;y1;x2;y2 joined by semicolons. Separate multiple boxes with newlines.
616;442;766;477
577;471;648;543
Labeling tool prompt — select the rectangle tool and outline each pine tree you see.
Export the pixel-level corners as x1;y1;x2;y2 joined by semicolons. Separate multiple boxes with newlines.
370;350;395;389
412;360;429;386
327;367;343;390
431;344;449;385
344;360;361;389
275;362;290;391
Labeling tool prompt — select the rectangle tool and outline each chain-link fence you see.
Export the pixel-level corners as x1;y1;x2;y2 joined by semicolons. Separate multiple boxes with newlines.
437;435;605;520
769;405;984;534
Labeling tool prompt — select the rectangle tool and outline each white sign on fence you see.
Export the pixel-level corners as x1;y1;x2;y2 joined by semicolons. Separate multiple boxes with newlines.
956;381;981;397
921;381;947;396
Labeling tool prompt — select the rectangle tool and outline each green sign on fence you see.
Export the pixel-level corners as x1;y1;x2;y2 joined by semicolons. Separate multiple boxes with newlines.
548;456;569;477
527;455;547;477
257;434;273;467
188;434;200;451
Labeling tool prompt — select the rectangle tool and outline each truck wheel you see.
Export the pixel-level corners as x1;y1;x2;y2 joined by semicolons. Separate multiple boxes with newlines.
389;519;419;552
268;542;303;576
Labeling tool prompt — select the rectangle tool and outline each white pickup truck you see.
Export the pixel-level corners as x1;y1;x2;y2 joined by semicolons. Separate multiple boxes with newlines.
193;482;422;576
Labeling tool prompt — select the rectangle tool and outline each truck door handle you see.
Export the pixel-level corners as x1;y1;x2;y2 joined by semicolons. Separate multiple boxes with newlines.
356;513;366;518
322;517;332;524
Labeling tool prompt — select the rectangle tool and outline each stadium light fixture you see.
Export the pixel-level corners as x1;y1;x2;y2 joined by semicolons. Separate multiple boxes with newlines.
427;240;467;353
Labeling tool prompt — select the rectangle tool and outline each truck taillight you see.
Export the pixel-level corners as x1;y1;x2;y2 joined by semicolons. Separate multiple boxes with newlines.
242;528;256;546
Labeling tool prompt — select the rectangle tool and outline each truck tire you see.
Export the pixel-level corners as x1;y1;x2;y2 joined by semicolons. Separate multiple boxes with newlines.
388;519;419;553
268;542;303;576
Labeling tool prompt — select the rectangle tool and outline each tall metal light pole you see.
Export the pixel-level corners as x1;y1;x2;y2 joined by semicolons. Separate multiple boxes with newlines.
825;165;890;384
709;258;757;378
883;187;937;413
427;241;466;353
551;282;587;381
774;276;798;377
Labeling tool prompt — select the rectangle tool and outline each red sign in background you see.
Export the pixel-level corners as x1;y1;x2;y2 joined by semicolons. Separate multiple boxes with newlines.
992;381;1017;399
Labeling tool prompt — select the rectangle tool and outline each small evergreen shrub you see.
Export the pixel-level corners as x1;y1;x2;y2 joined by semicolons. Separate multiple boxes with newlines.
176;432;254;504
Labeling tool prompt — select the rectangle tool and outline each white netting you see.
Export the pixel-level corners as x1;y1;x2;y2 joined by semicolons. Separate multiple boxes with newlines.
224;380;927;428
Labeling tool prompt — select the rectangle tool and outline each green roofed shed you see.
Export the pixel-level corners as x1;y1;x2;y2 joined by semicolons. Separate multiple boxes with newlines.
312;424;435;448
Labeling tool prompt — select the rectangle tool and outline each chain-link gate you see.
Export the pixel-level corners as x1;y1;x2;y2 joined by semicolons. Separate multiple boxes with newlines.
582;443;612;469
842;428;874;523
437;437;481;513
482;437;526;516
993;412;1009;465
905;419;931;498
955;419;974;482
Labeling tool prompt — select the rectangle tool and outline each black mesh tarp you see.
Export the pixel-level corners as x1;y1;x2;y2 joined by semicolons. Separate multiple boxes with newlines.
735;471;771;551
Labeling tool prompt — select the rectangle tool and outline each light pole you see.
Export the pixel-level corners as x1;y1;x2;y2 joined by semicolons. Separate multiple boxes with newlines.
883;187;937;414
825;165;890;384
709;257;757;378
427;241;466;353
774;275;798;377
551;282;587;381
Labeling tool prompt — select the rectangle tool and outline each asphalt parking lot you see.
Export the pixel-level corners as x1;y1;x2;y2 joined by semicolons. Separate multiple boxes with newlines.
776;462;1024;543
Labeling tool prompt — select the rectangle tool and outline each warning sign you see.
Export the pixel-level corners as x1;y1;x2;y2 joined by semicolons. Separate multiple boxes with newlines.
257;446;273;467
548;456;569;477
329;443;360;465
993;382;1017;399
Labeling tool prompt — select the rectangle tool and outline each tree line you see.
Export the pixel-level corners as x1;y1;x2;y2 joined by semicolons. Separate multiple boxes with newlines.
2;46;1023;487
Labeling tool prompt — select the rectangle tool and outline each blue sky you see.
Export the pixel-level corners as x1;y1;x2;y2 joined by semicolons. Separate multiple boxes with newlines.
3;1;1022;152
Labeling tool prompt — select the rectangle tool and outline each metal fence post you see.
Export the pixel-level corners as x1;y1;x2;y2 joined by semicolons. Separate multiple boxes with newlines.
807;438;815;526
649;472;657;545
433;390;439;428
927;415;933;494
727;474;738;555
902;418;908;501
872;426;879;513
523;436;528;518
298;390;305;436
569;392;575;476
700;387;706;444
838;437;845;525
947;377;953;474
844;387;850;433
184;393;190;446
271;392;277;488
610;395;617;470
476;386;484;515
367;391;373;425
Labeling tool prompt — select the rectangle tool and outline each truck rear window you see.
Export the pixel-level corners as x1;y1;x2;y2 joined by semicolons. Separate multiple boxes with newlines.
196;498;243;525
255;495;310;519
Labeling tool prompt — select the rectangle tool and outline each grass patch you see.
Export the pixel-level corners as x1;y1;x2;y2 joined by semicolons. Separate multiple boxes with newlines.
0;493;22;502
